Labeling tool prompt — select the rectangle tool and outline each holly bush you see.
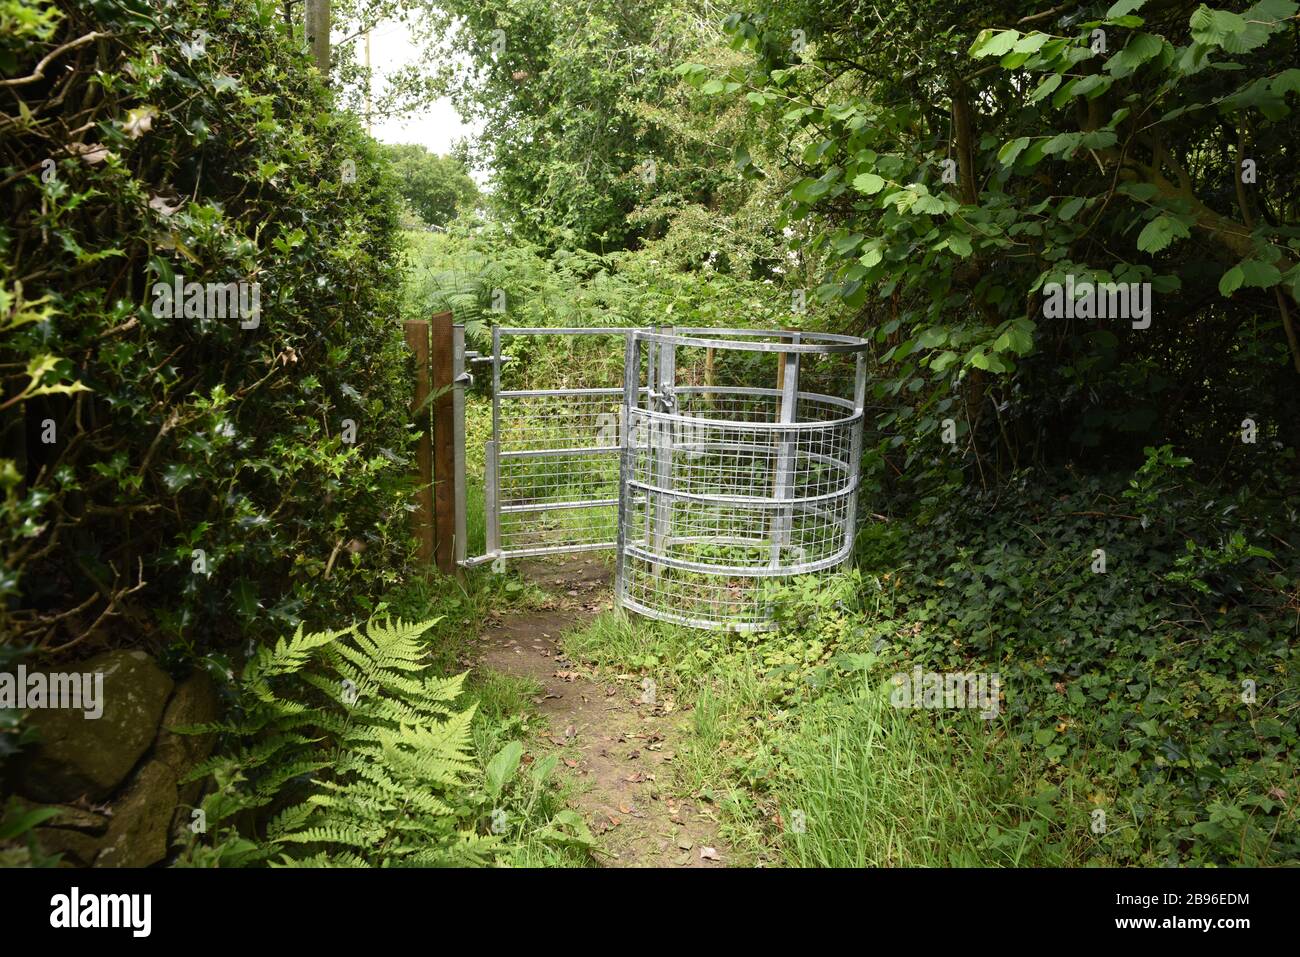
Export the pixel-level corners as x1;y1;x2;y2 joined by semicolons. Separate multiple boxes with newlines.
1;0;414;669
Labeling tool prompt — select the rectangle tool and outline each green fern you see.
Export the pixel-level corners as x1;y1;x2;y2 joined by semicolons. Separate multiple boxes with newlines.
177;617;501;868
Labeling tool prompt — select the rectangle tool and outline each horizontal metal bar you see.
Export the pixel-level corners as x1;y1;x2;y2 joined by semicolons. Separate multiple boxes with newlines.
499;445;619;460
634;328;869;354
618;595;774;633
632;405;863;433
674;326;864;344
496;541;615;558
622;538;852;578
500;498;619;513
672;384;858;413
624;475;859;508
497;327;635;336
499;387;626;398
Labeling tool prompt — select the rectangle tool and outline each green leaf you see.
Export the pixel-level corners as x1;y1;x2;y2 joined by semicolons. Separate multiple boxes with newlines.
0;802;61;841
1013;32;1051;54
1271;68;1300;96
486;740;524;799
1137;215;1191;253
969;29;1020;58
998;137;1031;166
1218;265;1244;296
1028;74;1062;104
852;172;885;195
1058;196;1087;221
1106;33;1164;76
930;351;959;373
1071;75;1113;99
914;193;946;215
1238;259;1282;288
232;580;261;619
791;177;829;204
833;232;865;254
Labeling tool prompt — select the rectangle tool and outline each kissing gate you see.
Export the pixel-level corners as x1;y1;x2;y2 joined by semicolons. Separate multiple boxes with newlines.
414;320;868;632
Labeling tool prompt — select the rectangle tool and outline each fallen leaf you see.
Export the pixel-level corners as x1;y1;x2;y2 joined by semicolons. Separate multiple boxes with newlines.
67;142;110;164
150;189;187;215
123;105;158;139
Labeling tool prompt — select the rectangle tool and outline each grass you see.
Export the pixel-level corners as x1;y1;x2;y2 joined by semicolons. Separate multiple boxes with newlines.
559;606;1084;867
765;676;1074;866
464;668;595;867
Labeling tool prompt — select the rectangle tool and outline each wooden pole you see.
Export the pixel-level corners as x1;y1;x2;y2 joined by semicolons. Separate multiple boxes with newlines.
430;312;456;575
305;0;331;74
404;319;434;570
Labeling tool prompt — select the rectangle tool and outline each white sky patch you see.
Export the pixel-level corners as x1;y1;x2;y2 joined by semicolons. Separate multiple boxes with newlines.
364;19;483;178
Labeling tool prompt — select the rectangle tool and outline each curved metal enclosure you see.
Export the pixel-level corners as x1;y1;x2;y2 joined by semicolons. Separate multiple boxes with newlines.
615;329;868;631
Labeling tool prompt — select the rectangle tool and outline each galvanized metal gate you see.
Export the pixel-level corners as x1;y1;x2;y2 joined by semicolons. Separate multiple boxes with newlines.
467;327;631;566
458;326;868;632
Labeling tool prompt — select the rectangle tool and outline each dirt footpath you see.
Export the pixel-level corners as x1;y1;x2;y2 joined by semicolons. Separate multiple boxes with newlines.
474;557;727;867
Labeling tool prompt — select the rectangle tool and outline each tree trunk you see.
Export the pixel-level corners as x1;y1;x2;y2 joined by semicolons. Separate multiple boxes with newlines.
305;0;330;75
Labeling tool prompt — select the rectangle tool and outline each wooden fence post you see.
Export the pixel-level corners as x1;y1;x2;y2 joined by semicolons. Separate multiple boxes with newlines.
404;319;434;570
429;312;456;575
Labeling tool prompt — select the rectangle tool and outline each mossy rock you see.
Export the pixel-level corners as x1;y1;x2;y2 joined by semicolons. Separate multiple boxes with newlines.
17;650;174;803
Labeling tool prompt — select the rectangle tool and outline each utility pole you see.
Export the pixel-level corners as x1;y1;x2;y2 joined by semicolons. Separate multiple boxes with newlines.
364;27;372;133
305;0;331;75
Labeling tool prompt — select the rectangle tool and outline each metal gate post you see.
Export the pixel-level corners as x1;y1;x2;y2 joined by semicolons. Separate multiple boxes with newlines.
452;323;468;573
652;326;675;562
614;331;640;609
842;350;867;547
486;325;503;570
770;334;801;567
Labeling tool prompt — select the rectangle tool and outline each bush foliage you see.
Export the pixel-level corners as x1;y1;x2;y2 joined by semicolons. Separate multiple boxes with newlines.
1;0;413;671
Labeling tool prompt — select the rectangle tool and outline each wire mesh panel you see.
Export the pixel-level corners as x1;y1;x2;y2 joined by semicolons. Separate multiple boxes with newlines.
486;328;633;561
614;329;868;632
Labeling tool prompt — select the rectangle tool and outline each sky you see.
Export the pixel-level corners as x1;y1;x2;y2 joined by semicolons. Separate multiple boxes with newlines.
364;20;480;163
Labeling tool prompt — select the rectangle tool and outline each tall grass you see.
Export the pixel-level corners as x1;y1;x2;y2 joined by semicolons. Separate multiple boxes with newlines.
769;675;1071;867
562;611;1080;867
